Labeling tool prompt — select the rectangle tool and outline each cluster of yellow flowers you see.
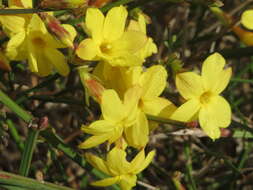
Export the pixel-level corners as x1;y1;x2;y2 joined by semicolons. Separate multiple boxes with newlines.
0;1;233;189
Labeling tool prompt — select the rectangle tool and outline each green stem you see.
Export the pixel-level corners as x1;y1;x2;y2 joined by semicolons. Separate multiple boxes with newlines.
184;141;197;190
19;128;40;177
0;8;71;14
0;170;75;190
147;115;185;127
6;119;24;151
0;90;33;123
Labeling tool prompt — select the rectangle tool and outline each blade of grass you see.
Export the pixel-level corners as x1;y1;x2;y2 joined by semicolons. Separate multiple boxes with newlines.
0;170;75;190
0;90;33;123
6;119;24;151
184;141;197;190
19;128;40;177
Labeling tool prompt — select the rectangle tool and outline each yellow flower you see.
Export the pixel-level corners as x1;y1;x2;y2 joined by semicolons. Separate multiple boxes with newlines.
86;147;155;190
76;6;148;67
3;14;75;76
79;86;141;149
241;10;253;30
92;63;177;148
124;65;177;148
170;53;232;140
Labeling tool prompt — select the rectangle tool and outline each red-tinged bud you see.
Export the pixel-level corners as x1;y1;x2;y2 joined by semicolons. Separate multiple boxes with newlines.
39;13;74;48
78;66;105;103
232;26;253;46
0;51;11;71
88;0;113;8
40;0;87;9
220;128;231;137
186;121;198;128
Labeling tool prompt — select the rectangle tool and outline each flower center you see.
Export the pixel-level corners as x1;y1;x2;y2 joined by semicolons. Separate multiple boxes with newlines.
100;42;112;54
200;91;213;105
32;37;46;48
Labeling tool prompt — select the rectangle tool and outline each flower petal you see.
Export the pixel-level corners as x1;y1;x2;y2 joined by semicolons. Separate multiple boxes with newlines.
123;86;141;125
106;147;130;175
202;53;231;93
79;134;110;149
170;99;201;122
141;97;175;116
81;120;115;135
140;65;167;100
91;177;119;187
76;39;98;60
6;31;26;60
103;6;127;41
85;8;104;43
133;150;155;174
199;96;231;140
45;48;70;76
0;15;25;35
101;90;125;122
176;72;204;100
124;111;149;149
85;153;110;175
112;30;147;54
119;175;137;190
241;10;253;30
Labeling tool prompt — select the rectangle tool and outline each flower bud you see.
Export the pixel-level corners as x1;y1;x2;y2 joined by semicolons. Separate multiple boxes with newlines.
40;0;87;9
39;13;75;48
78;66;105;103
0;51;11;71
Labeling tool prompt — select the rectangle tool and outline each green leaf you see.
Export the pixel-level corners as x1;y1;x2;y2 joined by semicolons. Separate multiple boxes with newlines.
0;171;75;190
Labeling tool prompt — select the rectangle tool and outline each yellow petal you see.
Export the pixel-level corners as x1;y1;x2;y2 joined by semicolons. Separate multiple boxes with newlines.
28;14;47;34
101;90;125;122
85;8;104;43
141;97;175;116
123;86;141;125
139;38;157;60
76;39;98;60
27;43;38;72
21;0;32;7
0;15;25;36
61;24;77;47
6;32;26;60
108;51;143;67
108;126;124;145
170;99;201;122
140;65;167;100
213;67;232;94
45;48;70;76
124;111;149;149
201;53;230;93
106;147;130;175
91;177;119;187
176;72;204;100
133;150;155;174
79;134;110;149
81;120;115;135
241;10;253;30
103;6;127;42
119;175;137;190
200;95;231;127
85;153;110;175
35;51;52;77
112;30;147;54
129;149;145;171
199;96;231;139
